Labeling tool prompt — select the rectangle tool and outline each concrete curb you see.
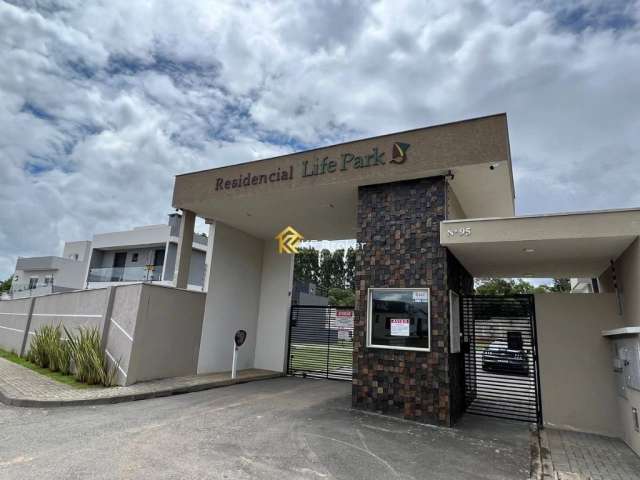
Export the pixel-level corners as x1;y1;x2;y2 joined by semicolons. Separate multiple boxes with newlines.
530;424;543;480
0;372;284;408
530;425;559;480
538;428;557;480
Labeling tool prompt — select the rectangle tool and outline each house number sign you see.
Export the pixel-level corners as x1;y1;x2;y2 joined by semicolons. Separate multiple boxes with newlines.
447;227;472;237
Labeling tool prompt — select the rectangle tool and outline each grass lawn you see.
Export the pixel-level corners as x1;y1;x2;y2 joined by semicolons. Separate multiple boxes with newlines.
289;342;352;372
0;348;100;389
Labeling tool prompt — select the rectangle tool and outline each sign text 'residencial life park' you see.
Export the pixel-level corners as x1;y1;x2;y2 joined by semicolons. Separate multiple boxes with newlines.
214;143;410;191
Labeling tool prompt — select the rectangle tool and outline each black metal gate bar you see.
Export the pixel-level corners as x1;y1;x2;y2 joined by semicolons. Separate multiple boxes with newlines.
462;295;542;424
287;305;354;381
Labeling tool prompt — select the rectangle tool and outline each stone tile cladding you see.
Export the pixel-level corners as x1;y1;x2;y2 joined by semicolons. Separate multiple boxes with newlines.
352;176;455;425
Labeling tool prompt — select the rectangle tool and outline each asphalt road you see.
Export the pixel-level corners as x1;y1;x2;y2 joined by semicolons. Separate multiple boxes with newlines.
0;377;531;480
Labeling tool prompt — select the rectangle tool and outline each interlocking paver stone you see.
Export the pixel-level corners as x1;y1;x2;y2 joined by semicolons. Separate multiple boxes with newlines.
547;428;640;480
0;357;280;406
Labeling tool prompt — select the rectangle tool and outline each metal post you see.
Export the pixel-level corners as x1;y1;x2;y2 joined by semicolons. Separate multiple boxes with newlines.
530;294;544;426
285;307;295;376
231;341;238;380
326;308;331;380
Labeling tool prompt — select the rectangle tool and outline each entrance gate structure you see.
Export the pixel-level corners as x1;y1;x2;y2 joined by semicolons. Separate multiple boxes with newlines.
462;295;542;424
286;305;354;381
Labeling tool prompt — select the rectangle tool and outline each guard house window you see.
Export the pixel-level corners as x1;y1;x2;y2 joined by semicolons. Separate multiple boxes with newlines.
367;288;431;352
131;253;139;263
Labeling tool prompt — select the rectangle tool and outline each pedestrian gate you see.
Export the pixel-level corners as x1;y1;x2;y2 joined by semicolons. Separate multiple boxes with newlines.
462;295;542;424
286;305;354;381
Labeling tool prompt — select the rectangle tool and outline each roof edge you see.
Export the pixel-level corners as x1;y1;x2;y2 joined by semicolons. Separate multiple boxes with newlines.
175;112;508;178
441;206;640;224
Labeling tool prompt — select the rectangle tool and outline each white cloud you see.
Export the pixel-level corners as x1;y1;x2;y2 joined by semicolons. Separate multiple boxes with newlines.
0;0;639;279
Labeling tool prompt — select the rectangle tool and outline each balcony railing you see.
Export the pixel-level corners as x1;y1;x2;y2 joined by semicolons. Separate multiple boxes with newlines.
9;282;54;298
87;266;163;283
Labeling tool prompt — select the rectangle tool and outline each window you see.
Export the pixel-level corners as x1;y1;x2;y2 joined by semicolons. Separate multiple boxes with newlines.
131;253;139;263
367;288;431;351
28;277;38;289
153;249;165;266
43;276;53;286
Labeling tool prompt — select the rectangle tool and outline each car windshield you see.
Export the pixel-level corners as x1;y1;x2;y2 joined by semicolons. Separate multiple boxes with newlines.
488;341;507;351
487;341;525;352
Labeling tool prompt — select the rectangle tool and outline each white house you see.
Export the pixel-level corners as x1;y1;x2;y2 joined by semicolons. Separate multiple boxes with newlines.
5;213;208;299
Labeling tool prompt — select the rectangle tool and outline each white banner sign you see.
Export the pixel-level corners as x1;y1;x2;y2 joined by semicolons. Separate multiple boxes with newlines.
390;318;410;337
335;310;354;328
412;291;428;303
337;329;351;341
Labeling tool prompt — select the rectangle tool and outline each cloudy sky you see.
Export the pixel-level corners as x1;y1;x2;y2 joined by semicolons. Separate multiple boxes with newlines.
1;0;639;279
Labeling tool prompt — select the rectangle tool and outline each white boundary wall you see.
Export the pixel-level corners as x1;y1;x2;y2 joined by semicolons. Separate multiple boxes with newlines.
0;284;205;386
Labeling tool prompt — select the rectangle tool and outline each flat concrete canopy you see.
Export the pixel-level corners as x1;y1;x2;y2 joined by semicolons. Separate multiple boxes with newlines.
173;114;515;240
441;208;640;277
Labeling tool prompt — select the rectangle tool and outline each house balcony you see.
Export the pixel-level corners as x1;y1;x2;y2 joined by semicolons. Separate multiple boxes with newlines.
87;266;163;283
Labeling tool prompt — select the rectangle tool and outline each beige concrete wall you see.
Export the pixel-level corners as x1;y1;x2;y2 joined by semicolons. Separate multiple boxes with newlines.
106;284;142;385
599;238;640;328
597;240;640;455
0;297;32;353
174;114;511;206
254;240;294;372
535;293;623;437
446;184;467;220
0;283;207;387
197;222;264;374
27;288;108;351
126;284;205;384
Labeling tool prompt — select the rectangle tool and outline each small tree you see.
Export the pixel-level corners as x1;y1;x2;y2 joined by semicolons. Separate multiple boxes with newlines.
345;247;356;291
319;249;333;291
331;249;345;289
0;277;12;293
294;248;319;284
475;278;549;295
549;278;571;292
328;288;355;307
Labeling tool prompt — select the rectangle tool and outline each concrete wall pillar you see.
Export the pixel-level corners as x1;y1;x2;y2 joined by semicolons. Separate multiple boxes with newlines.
197;222;263;374
19;297;36;357
173;209;195;289
202;220;216;292
99;286;116;352
254;240;294;372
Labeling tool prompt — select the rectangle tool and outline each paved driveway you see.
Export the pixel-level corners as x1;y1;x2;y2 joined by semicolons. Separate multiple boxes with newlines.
0;377;531;479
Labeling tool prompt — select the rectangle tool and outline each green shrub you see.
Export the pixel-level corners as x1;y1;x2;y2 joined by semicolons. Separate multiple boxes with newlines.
27;324;72;374
27;325;119;387
64;326;119;387
27;324;59;369
51;338;72;375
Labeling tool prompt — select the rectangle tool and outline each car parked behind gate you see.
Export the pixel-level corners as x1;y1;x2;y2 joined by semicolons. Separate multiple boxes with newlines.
481;340;529;376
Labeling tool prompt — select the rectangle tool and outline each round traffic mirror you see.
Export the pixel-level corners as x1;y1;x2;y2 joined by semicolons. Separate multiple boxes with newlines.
234;329;247;347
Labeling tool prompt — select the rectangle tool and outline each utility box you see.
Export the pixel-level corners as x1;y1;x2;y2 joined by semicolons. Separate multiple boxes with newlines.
603;328;640;398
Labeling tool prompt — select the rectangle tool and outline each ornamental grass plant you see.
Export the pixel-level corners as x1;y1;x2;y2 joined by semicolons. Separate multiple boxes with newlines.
26;324;118;387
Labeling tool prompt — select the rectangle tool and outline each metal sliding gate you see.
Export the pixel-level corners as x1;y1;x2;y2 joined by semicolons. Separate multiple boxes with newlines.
286;305;354;381
462;295;542;424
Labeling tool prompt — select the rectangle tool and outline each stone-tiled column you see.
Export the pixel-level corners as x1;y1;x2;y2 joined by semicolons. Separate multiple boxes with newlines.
352;176;458;426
